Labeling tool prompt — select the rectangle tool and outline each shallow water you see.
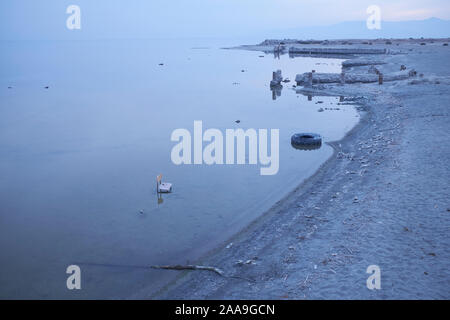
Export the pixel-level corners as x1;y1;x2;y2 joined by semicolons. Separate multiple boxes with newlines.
0;39;359;298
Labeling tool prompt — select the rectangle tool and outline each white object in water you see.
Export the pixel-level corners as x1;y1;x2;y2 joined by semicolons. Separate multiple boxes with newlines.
156;174;172;193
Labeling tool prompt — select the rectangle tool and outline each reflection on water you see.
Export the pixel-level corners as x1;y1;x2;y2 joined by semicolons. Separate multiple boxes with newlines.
269;70;284;100
291;141;322;151
297;92;346;104
0;39;359;298
274;50;281;59
270;84;283;100
157;193;164;205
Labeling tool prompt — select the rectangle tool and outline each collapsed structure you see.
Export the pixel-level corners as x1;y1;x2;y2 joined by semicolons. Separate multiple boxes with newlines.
295;69;417;86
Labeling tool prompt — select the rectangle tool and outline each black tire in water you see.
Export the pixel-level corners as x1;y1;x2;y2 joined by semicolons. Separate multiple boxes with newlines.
291;133;322;150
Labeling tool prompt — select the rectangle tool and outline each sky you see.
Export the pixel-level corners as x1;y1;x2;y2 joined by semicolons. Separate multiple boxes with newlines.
1;0;449;40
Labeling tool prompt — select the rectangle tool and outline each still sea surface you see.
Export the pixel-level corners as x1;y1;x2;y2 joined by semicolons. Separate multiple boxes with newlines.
0;38;359;298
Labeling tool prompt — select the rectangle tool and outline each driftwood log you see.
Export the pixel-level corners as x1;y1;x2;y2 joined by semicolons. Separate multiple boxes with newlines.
150;264;224;276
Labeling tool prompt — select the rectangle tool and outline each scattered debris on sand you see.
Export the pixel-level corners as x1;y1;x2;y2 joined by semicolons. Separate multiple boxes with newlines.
156;37;450;300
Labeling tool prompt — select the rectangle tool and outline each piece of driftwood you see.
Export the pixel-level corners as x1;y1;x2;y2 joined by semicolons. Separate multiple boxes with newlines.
150;264;257;282
150;264;224;276
77;262;256;282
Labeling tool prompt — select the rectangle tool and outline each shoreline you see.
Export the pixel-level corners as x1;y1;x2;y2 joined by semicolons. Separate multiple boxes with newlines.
151;38;450;299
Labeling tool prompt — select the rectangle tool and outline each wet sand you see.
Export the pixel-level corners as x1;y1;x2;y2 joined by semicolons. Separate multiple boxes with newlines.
150;38;450;299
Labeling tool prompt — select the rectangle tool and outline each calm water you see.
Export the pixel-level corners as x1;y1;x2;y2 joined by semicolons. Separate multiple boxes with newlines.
0;39;359;298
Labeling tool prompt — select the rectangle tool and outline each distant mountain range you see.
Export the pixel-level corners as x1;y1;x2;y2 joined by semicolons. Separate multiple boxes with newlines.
1;15;449;41
265;18;450;40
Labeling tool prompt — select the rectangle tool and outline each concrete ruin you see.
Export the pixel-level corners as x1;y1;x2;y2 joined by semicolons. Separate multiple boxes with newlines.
342;59;386;68
270;70;283;86
295;69;417;86
289;47;387;55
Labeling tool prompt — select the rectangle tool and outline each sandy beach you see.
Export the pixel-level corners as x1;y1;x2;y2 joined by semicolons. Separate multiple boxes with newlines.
152;38;450;299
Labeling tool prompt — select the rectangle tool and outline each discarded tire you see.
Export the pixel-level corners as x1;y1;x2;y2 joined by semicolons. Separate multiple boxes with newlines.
291;133;322;150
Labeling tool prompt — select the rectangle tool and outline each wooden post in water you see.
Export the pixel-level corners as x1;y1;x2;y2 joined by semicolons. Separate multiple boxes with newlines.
312;70;319;84
307;72;313;87
156;174;162;193
378;73;383;85
309;70;315;86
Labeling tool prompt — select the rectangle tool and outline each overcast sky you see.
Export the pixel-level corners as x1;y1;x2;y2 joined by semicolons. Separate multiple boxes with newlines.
1;0;449;39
